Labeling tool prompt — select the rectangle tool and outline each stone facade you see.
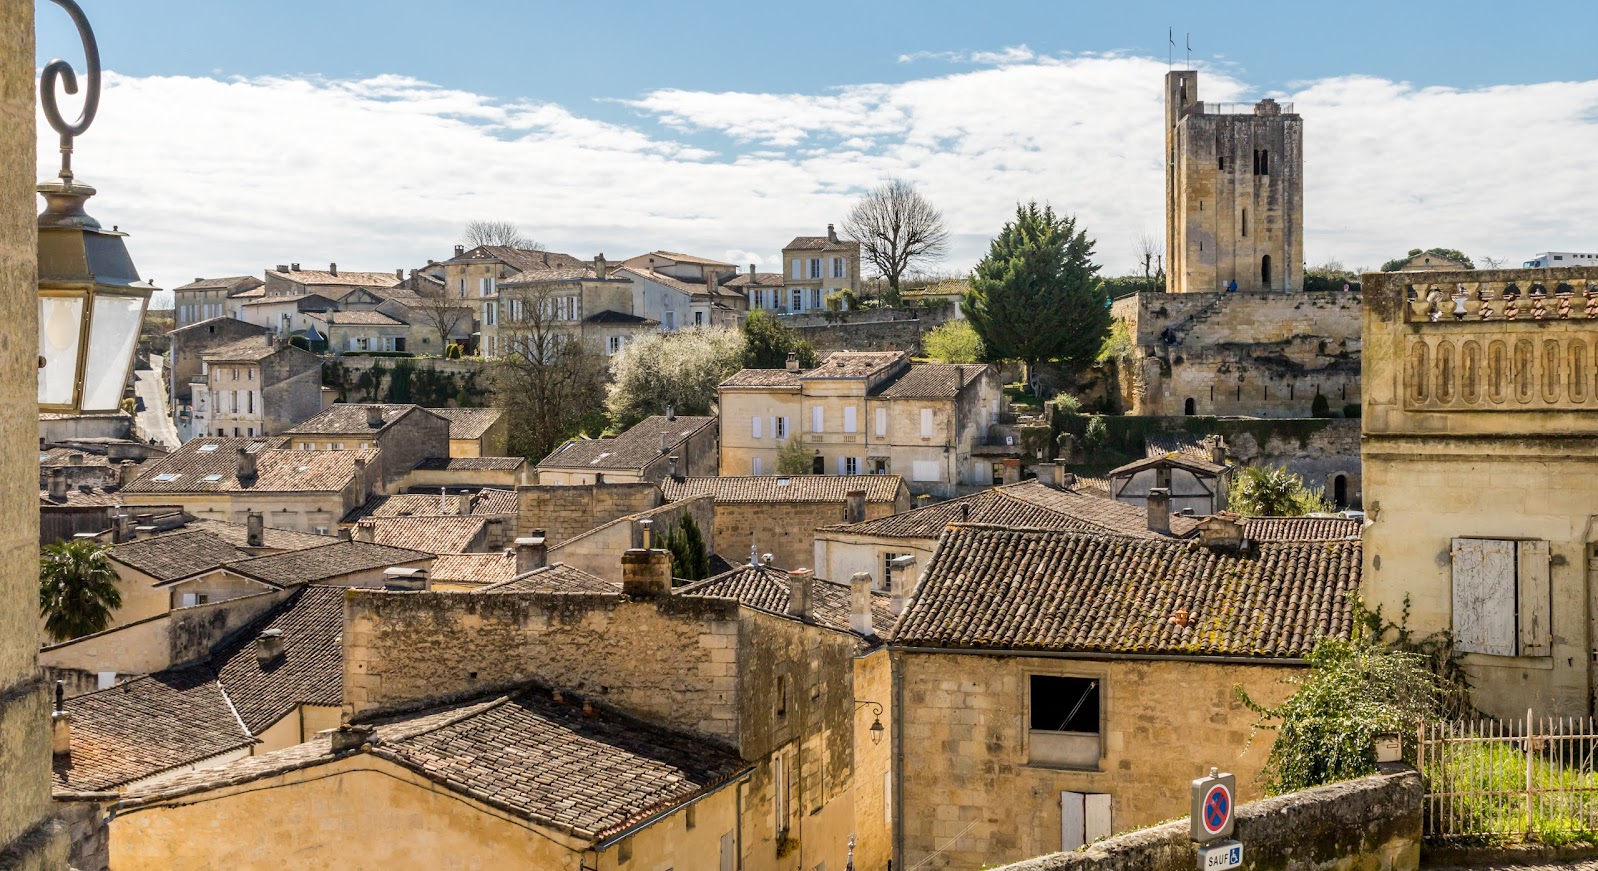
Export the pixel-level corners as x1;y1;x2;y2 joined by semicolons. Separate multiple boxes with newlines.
190;339;323;439
711;499;901;573
549;495;715;580
893;651;1297;869
167;315;271;408
516;481;661;544
1110;290;1361;418
1165;71;1303;294
1361;266;1598;718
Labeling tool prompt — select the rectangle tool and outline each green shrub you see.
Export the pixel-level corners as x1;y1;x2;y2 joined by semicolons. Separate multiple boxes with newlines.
1343;403;1361;419
922;320;984;364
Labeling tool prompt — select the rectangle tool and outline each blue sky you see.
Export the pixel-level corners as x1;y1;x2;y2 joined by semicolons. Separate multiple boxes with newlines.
32;1;1598;296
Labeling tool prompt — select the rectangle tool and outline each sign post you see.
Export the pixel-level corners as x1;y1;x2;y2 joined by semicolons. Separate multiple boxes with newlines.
1190;768;1241;871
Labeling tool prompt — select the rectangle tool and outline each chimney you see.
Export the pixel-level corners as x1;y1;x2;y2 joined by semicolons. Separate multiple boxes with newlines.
354;521;376;543
786;352;800;372
47;468;67;500
1198;513;1246;551
845;489;867;524
395;268;403;280
827;223;838;244
749;263;757;278
366;406;384;428
666;404;676;422
112;513;134;544
453;244;465;257
959;502;970;522
595;253;608;279
275;264;289;273
51;682;70;760
660;432;670;454
265;332;276;348
888;555;917;616
236;447;257;484
514;532;548;574
457;492;472;516
1209;437;1227;466
621;530;672;598
329;262;338;276
1048;463;1071;489
849;571;874;636
667;455;680;480
246;511;265;548
256;627;285;668
291;262;300;271
330;723;373;755
1147;487;1172;535
338;527;352;541
786;567;814;621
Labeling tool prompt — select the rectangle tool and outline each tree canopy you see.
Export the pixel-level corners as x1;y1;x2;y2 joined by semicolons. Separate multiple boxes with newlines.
462;220;538;250
742;309;817;369
493;287;608;462
963;203;1109;389
842;179;950;305
39;539;123;642
1380;247;1474;272
921;319;984;364
606;327;746;429
1228;466;1332;516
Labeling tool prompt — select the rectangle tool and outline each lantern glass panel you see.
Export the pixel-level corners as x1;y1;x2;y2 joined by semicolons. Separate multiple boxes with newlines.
81;294;145;411
38;295;84;406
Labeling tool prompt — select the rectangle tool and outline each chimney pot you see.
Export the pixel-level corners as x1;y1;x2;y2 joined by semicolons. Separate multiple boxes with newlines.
660;432;670;454
291;262;300;272
256;627;285;668
595;253;608;280
849;571;874;636
235;447;257;484
246;511;265;548
845;489;867;524
666;404;675;422
48;468;68;500
51;706;72;760
888;555;917;616
1210;437;1227;466
454;245;465;257
749;263;757;277
395;268;403;280
366;406;384;428
514;534;548;574
787;568;814;621
1147;487;1172;535
457;492;472;515
786;352;800;372
667;455;680;480
276;265;288;273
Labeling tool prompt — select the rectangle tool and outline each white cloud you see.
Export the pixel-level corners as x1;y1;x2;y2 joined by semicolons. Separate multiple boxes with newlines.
898;45;1036;65
37;58;1598;301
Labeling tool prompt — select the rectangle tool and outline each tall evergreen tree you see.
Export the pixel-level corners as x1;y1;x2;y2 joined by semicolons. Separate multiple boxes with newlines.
963;203;1109;393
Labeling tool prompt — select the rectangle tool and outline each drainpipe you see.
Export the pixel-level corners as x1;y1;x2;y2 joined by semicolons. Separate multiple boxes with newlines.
891;646;905;870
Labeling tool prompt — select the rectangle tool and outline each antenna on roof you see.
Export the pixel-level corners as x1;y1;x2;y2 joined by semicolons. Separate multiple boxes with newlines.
1186;32;1192;70
1167;27;1173;71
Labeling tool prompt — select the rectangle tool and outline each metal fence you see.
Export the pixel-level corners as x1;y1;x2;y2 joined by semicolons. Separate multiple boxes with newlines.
1420;710;1598;841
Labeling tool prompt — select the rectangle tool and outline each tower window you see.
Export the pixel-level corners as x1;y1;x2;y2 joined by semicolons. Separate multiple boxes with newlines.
1262;255;1273;286
1241;209;1247;236
1253;149;1270;176
1218;154;1226;171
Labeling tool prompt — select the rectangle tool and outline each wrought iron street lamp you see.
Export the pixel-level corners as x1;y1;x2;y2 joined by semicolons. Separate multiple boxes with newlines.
36;0;158;413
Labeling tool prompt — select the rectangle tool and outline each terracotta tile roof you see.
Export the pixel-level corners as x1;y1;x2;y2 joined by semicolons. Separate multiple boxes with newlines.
893;525;1359;658
1110;453;1228;477
40;447;112;468
538;415;717;472
227;541;431;585
785;235;856;251
720;368;803;389
229;286;266;299
285;404;440;436
266;268;402;288
802;351;906;380
645;250;735;267
428;407;503;440
472;246;586;274
1145;433;1222;464
584;309;659;326
162;519;336;552
679;565;895;638
109;530;254;582
504;263;600;283
615;267;705;296
1241;517;1362;542
430;551;521;587
1074;475;1111;496
53;667;253;792
122;438;363;494
39;487;123;508
124;687;749;842
414;456;525;472
820;480;1197;540
173;276;261;292
721;272;784;287
478;563;619;593
307;310;408;327
199;335;287;362
342;489;517;522
357;516;487;554
210;586;347;733
661;475;906;504
873;363;988;399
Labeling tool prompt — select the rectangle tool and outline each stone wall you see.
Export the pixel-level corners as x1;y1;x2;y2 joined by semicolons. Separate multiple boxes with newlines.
55;797;111;871
342;590;743;741
516;481;661;544
712;499;897;574
168;317;270;405
37;413;132;443
792;312;947;353
549;494;715;580
3;3;72;865
991;767;1421;871
1111;290;1361;418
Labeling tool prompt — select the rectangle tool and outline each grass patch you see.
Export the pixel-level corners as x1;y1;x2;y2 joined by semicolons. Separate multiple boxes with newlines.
1427;740;1598;846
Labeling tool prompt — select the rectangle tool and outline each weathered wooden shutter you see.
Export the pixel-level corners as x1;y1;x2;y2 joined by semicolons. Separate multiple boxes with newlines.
1451;538;1517;656
1061;791;1086;851
1517;539;1552;657
1084;794;1112;843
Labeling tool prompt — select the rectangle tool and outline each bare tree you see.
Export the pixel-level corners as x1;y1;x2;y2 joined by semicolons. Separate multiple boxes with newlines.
462;220;540;251
1134;233;1165;292
842;179;950;305
1478;255;1508;269
492;286;606;462
407;287;474;354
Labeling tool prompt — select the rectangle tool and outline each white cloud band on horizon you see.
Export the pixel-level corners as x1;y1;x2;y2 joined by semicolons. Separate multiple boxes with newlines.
37;56;1598;299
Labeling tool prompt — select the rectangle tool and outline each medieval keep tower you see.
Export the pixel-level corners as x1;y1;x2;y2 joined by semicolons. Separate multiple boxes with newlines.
1164;70;1303;293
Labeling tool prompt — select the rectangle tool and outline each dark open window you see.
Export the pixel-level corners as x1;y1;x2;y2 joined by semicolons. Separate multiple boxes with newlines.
1261;255;1273;286
1030;676;1100;733
1184;397;1197;416
1253;149;1270;176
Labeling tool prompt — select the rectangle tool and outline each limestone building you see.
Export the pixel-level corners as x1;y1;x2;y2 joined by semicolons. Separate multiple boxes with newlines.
172;275;264;327
1164;70;1303;294
782;225;861;312
1361;266;1598;719
187;335;323;439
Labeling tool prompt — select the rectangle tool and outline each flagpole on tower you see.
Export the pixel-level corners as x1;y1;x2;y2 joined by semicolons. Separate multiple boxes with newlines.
1186;33;1192;69
1168;27;1174;70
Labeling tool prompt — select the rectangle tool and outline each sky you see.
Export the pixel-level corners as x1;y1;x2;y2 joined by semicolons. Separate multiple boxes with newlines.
31;1;1598;302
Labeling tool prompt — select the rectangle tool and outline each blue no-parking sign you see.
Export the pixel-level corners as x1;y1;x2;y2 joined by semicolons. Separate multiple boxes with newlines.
1189;769;1236;842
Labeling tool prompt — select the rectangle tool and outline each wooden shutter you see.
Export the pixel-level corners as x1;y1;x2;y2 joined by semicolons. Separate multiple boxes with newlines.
875;408;887;436
1061;791;1086;850
1451;538;1517;656
1517;539;1552;656
719;832;735;871
812;406;824;433
844;406;857;433
1084;794;1112;843
752;416;762;439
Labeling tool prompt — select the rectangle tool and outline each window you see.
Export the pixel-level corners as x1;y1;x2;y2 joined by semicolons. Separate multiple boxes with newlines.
1218;153;1227;171
812;406;824;433
1451;538;1551;656
720;832;736;871
752;416;763;439
875;408;887;437
1028;675;1102;768
773;753;789;834
911;460;940;482
881;552;900;588
753;289;764;309
695;311;704;326
607;336;622;355
1061;793;1112;851
1253;148;1269;175
484;302;496;326
920;408;934;438
1261;254;1272;286
832;257;846;278
843;406;857;433
811;288;822;309
1240;209;1247;236
792;288;804;311
480;276;493;296
458;278;466;299
774;416;788;438
776;675;788;717
809;258;822;279
752;457;763;475
844;457;859;475
665;310;677;330
791;259;802;280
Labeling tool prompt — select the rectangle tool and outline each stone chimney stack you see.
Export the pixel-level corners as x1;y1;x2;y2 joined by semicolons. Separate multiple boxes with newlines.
291;262;300;272
621;523;672;598
246;511;265;548
51;682;71;760
786;567;814;622
827;223;838;244
888;555;917;616
1210;437;1227;466
1147;487;1172;535
354;521;376;543
113;513;134;545
786;352;800;372
276;264;289;273
514;533;548;574
845;490;867;524
366;406;384;428
667;455;680;480
749;263;758;279
594;253;608;279
256;628;285;668
236;447;257;484
660;432;670;454
453;245;465;257
849;571;874;636
457;492;472;516
329;262;338;276
395;268;403;280
47;468;67;501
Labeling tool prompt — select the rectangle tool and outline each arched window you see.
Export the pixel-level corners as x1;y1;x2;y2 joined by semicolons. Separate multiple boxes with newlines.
1261;255;1273;286
1332;474;1348;509
1184;397;1196;416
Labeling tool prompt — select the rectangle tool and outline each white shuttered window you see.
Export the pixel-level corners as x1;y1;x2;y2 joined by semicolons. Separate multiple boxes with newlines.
843;406;857;433
920;408;934;438
752;416;762;439
812;406;824;433
1451;538;1551;657
875;408;887;437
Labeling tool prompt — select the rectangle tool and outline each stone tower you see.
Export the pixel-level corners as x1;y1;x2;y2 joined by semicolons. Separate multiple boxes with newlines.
1164;71;1303;293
